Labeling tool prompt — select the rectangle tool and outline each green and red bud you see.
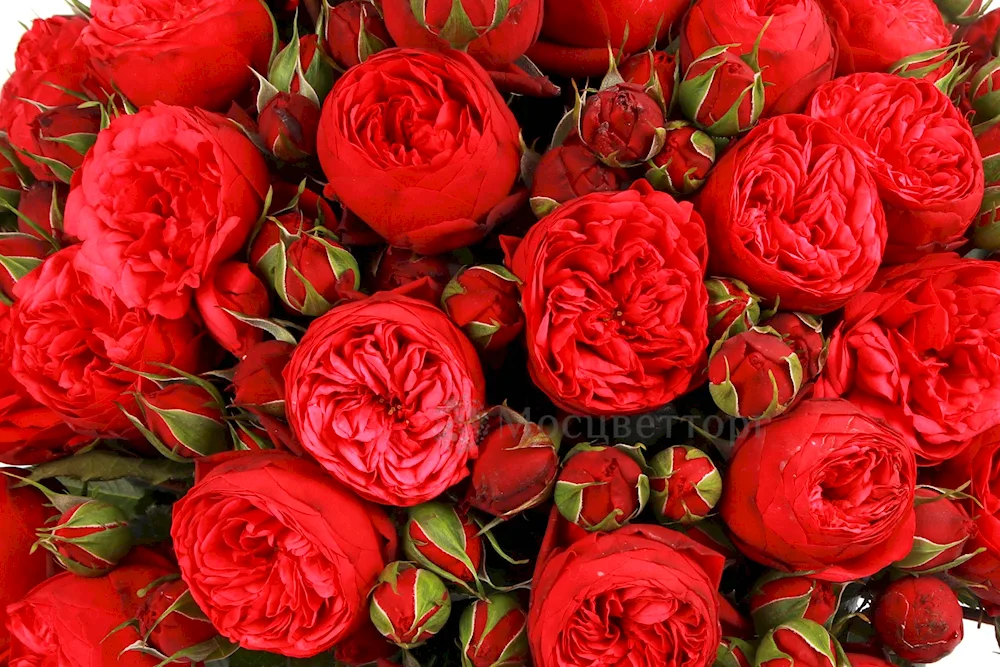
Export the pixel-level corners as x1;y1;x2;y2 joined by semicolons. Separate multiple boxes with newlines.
680;44;765;137
368;245;453;301
895;488;976;572
465;405;559;519
619;49;680;115
529;141;625;216
889;45;973;98
648;445;721;525
282;232;361;315
442;264;524;351
135;383;229;459
458;593;529;667
36;499;133;577
708;326;802;420
136;578;226;664
29;102;101;177
873;577;963;664
325;0;391;70
268;32;336;105
194;261;271;359
763;312;826;380
715;637;756;667
706;277;762;342
750;573;840;635
403;502;484;590
554;443;649;532
970;55;1000;130
0;139;22;210
369;562;452;649
258;92;321;163
580;83;667;167
16;181;68;245
974;123;1000;250
645;120;716;195
0;232;49;300
233;340;295;418
754;618;846;667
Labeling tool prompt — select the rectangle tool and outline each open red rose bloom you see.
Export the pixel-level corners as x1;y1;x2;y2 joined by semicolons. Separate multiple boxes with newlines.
2;0;1000;665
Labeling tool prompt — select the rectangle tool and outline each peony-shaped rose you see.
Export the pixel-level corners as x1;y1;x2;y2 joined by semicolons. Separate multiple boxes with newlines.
171;451;397;658
815;0;951;74
817;254;1000;464
721;398;917;582
509;181;708;416
64;103;270;320
285;294;485;506
5;246;206;438
695;114;885;314
318;48;521;255
528;511;723;667
7;552;174;667
681;0;836;115
81;0;273;110
0;16;95;181
807;73;983;264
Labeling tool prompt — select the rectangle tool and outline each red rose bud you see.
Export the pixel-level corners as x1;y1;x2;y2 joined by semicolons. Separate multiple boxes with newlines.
956;9;1000;64
764;312;826;379
268;33;336;103
708;327;802;420
890;45;973;98
895;488;976;573
326;0;391;70
465;405;559;519
715;637;756;667
258;92;322;162
368;245;452;300
936;0;983;25
844;655;892;667
36;499;133;577
971;56;1000;128
16;181;68;244
233;340;295;417
619;50;680;114
230;420;275;451
648;446;721;525
873;577;963;663
554;443;649;532
580;83;666;167
441;264;524;351
0;140;22;208
0;233;49;300
136;383;229;459
755;619;843;667
680;45;765;137
369;562;452;649
644;121;716;195
195;261;271;359
529;142;625;216
706;277;762;342
29;103;101;177
750;574;840;635
974;124;1000;250
281;232;361;316
137;578;222;664
458;593;529;667
403;501;483;589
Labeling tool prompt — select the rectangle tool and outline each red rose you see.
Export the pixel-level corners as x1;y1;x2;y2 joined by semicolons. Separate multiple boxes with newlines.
580;84;666;166
82;0;273;110
171;451;397;657
195;261;270;359
368;246;453;302
620;50;679;111
325;0;392;70
318;48;521;254
815;0;951;74
6;246;206;438
529;142;625;212
382;0;543;68
441;264;524;351
64;103;270;319
0;16;95;181
807;73;982;263
554;444;648;532
721;398;917;582
528;511;724;667
285;294;485;506
7;553;175;667
873;577;963;663
817;254;1000;464
509;181;709;416
258;93;321;163
645;121;716;196
526;0;688;76
695;115;885;314
0;474;51;659
681;0;836;115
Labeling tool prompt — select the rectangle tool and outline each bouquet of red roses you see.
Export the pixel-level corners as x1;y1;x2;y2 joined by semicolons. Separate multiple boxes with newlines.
1;0;1000;665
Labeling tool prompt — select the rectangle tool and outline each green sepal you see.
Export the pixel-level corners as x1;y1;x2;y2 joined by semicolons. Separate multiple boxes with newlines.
138;399;229;457
403;502;483;596
43;131;98;156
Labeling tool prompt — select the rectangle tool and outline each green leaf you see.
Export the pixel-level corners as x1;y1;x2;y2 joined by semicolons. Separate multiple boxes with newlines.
222;309;298;344
0;253;43;282
29;451;193;485
269;19;302;93
44;131;97;156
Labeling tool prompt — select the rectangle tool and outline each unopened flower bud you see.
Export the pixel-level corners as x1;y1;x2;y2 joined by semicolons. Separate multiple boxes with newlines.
29;103;101;177
268;33;336;103
37;499;133;577
233;340;295;417
750;573;839;635
680;45;764;137
282;233;361;315
458;593;529;667
763;312;826;379
554;443;649;532
403;502;483;589
442;264;524;351
136;383;229;459
645;121;716;195
648;445;721;525
195;261;271;359
873;577;963;663
754;619;842;667
709;327;802;419
529;141;625;216
368;245;452;301
896;489;976;572
706;277;761;341
370;562;452;649
258;92;321;162
137;578;221;664
619;49;680;114
580;83;666;167
715;637;756;667
326;0;391;70
16;181;68;244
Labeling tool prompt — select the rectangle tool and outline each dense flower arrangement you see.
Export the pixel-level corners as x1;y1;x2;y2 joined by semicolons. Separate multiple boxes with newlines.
3;0;1000;665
